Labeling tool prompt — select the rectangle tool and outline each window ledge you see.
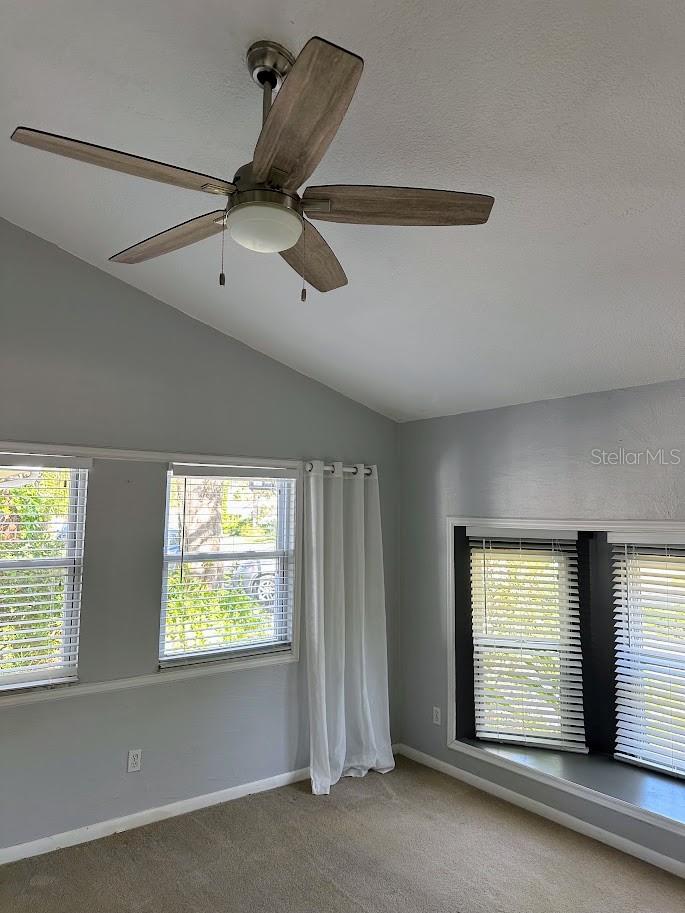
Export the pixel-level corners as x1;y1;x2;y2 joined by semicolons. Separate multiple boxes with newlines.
159;642;294;669
0;647;298;711
447;738;685;836
0;674;77;694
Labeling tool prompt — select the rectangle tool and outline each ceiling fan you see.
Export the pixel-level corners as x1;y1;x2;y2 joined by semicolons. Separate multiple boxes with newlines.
11;36;494;293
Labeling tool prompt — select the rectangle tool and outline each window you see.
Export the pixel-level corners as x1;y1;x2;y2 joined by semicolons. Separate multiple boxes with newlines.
612;538;685;777
160;463;299;665
0;455;89;690
468;530;586;751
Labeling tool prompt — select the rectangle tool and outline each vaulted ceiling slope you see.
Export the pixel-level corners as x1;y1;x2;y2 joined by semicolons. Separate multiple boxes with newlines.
1;1;684;421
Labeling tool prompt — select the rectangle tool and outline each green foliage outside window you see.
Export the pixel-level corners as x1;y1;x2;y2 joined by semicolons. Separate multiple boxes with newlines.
472;550;568;739
221;513;271;540
163;567;272;656
0;469;71;674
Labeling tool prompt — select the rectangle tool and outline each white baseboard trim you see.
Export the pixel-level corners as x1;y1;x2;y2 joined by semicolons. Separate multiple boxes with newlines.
5;748;682;878
394;744;684;879
0;766;310;866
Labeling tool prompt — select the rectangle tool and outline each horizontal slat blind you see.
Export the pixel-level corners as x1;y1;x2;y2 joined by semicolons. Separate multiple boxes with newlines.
0;464;88;689
469;536;587;751
160;468;297;663
613;543;685;777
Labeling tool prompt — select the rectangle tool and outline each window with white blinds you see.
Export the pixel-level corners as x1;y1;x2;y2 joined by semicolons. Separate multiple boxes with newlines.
160;464;299;665
469;533;586;751
612;540;685;777
0;457;89;690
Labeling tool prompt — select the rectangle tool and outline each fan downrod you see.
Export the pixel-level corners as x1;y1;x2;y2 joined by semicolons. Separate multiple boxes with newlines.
246;40;295;92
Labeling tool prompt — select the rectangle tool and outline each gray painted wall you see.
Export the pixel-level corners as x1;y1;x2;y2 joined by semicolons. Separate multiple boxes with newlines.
399;380;685;862
0;218;399;848
2;213;683;864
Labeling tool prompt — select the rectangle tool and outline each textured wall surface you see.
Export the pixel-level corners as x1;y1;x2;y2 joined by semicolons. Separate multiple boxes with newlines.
2;2;684;418
0;218;399;848
399;380;685;861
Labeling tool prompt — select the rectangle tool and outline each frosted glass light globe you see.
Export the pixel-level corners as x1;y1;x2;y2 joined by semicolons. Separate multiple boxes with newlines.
226;202;302;253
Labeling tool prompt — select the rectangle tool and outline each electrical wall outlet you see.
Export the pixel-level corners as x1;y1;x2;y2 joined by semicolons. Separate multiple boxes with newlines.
127;748;142;773
432;706;441;726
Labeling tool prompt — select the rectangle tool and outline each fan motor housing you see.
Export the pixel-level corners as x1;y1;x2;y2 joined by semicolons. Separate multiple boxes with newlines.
226;188;301;219
230;162;301;209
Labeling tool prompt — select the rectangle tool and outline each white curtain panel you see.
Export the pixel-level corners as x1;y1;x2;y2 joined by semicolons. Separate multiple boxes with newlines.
304;461;395;795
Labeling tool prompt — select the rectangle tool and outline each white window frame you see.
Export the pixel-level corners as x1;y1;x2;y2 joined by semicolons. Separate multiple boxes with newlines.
159;461;302;670
0;452;91;691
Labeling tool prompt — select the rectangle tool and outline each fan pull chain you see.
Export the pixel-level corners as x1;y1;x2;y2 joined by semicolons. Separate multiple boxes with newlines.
219;213;227;287
300;224;307;302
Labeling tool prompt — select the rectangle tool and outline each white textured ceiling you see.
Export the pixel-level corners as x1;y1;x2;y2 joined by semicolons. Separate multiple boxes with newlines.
2;1;684;421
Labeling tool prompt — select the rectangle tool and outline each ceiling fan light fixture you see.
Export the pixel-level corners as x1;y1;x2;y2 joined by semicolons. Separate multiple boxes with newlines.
12;37;493;289
226;201;302;253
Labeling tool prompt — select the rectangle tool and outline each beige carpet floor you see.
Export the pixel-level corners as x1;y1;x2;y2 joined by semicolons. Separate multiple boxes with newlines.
1;756;683;913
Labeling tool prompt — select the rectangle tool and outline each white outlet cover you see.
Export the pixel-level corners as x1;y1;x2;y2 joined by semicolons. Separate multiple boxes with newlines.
432;706;441;725
127;749;142;772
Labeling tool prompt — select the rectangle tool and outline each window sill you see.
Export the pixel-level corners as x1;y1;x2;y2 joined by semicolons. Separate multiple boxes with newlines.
159;642;293;670
0;674;77;694
0;646;298;711
447;737;685;835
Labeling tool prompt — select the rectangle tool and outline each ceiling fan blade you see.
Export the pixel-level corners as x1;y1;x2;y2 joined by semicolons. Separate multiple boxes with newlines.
110;211;226;264
252;37;363;191
302;185;494;225
11;128;235;196
280;220;347;292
